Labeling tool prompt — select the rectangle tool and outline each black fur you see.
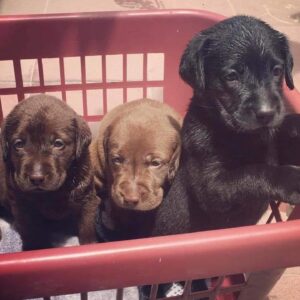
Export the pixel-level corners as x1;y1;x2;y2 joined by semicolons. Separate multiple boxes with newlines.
277;114;300;166
150;15;300;236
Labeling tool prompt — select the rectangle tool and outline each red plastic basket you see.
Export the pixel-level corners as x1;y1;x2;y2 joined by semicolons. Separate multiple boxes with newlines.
0;10;300;300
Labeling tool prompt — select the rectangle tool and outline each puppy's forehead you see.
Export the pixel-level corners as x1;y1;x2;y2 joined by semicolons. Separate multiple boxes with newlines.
25;108;73;137
7;96;76;139
207;17;283;65
110;121;177;157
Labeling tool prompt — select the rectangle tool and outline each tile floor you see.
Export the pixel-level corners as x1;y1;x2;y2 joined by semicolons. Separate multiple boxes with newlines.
0;0;300;299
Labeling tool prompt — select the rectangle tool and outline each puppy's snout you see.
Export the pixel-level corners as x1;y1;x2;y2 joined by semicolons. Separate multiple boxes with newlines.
29;173;45;186
123;195;139;206
119;182;142;207
28;162;46;186
255;108;276;125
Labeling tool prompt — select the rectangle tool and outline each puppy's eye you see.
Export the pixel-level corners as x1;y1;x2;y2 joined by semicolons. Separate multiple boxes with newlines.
273;66;283;77
13;139;25;150
224;71;239;82
53;139;65;149
111;157;123;165
149;160;162;168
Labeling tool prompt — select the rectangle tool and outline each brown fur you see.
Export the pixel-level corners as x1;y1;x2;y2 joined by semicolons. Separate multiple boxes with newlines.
90;98;182;240
1;94;100;250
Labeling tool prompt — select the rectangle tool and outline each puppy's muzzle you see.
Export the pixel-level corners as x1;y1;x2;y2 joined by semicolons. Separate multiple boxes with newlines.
254;107;276;126
28;163;46;186
120;192;140;207
29;172;45;186
119;183;146;208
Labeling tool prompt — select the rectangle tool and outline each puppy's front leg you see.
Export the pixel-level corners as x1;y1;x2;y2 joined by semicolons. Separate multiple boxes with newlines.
12;204;53;250
78;193;101;244
201;164;300;207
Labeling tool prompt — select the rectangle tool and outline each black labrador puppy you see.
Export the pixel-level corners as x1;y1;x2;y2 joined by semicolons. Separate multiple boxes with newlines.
1;94;100;250
151;15;299;236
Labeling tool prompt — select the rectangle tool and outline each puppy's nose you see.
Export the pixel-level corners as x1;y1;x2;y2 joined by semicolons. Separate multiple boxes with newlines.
123;196;139;206
255;109;275;125
29;173;45;185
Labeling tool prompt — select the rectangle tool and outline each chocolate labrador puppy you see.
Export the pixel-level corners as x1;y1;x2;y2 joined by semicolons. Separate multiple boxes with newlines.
1;94;100;250
90;98;182;241
150;15;299;236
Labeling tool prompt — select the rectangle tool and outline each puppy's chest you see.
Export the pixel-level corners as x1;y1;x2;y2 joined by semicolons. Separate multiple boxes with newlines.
34;196;77;220
217;134;277;166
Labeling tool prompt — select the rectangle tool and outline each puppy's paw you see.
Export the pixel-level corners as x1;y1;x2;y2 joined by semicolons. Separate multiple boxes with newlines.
288;192;300;204
279;166;300;204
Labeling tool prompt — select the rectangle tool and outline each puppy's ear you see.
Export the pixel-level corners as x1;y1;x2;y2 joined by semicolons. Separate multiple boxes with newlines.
1;120;9;162
73;117;92;159
102;125;111;171
167;137;181;182
91;125;111;192
179;34;209;93
279;34;294;90
166;115;182;182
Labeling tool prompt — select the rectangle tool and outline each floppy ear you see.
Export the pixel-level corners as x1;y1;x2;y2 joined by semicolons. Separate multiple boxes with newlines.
102;125;111;172
167;137;181;182
179;34;209;93
1;119;9;162
284;51;294;90
73;117;92;159
279;34;294;90
90;125;111;192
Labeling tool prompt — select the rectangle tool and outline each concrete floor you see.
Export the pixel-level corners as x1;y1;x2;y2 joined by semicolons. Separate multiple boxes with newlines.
0;1;299;299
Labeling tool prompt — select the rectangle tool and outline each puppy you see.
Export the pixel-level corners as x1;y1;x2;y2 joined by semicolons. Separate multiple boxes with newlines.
150;15;300;236
90;98;182;240
277;114;300;166
1;94;100;250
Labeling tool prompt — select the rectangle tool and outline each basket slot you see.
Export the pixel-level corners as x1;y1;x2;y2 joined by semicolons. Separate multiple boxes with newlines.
42;57;61;86
64;56;82;84
209;276;225;300
59;57;66;101
37;57;45;87
106;88;124;112
149;284;158;299
0;60;16;88
85;55;102;83
127;54;143;82
86;89;104;116
66;90;84;116
123;53;127;103
0;94;18;117
20;59;39;87
147;53;164;81
80;292;88;300
101;54;107;115
80;55;87;118
267;201;283;223
13;58;24;101
116;288;123;300
183;280;192;298
106;54;123;83
127;87;143;101
143;52;147;98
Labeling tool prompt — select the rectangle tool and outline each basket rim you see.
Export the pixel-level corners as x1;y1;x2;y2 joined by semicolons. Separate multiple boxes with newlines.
0;8;226;22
